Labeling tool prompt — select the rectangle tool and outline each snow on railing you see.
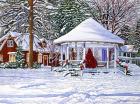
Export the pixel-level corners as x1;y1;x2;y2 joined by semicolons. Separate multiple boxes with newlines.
118;56;140;66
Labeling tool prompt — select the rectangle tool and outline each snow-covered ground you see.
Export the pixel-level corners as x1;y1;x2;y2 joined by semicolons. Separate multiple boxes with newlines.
0;64;140;104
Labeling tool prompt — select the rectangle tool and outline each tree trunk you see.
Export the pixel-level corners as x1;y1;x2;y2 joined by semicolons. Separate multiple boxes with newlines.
28;0;33;68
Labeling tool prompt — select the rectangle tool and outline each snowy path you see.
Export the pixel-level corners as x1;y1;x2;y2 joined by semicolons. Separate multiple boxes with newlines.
0;66;140;104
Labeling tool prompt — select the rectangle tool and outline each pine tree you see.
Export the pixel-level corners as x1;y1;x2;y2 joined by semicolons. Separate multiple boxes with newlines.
0;0;51;37
119;25;131;41
119;25;135;45
51;0;87;37
16;46;25;68
135;19;140;50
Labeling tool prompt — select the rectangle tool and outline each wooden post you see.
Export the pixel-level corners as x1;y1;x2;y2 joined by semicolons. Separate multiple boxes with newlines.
28;0;33;68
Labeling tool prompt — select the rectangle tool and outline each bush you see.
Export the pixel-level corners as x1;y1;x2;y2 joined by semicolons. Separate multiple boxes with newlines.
33;62;41;69
0;62;41;69
0;63;5;68
136;51;140;57
2;62;17;68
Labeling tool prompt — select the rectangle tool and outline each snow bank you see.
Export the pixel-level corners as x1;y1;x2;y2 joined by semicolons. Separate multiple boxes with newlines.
0;65;140;104
128;63;140;76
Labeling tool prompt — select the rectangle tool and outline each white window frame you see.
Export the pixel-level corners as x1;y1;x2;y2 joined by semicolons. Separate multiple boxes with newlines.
0;54;3;61
7;40;14;47
38;53;42;63
8;52;16;62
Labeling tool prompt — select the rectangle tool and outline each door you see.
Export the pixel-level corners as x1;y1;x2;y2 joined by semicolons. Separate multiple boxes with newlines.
43;55;48;66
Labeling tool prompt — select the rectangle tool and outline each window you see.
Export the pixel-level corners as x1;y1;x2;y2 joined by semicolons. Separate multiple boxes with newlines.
0;54;3;61
63;54;65;60
7;40;14;47
123;53;126;57
9;52;16;62
38;54;42;63
132;53;135;57
26;53;29;62
49;54;52;63
42;42;46;47
127;53;130;57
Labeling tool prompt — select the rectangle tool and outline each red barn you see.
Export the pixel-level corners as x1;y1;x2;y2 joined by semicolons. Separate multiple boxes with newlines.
0;32;60;66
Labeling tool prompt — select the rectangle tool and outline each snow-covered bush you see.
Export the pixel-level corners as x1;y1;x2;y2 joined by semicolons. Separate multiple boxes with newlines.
0;63;5;68
3;62;17;69
33;62;41;69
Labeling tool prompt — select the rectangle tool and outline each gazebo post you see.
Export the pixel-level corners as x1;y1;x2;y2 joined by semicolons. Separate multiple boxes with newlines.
61;44;63;62
75;42;77;60
66;43;69;60
114;45;117;68
77;48;79;60
93;46;95;56
107;47;109;69
83;42;86;60
75;42;79;60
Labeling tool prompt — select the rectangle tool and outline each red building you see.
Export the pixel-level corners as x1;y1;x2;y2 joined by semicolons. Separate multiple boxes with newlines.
0;32;59;66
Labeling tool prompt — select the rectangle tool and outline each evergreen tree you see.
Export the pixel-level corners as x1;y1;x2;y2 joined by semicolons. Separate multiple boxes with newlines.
119;25;134;45
135;19;140;50
119;25;131;40
16;46;25;68
51;0;87;37
0;0;51;37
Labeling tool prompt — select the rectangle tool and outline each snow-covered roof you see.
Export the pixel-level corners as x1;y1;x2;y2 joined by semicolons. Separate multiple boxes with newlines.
9;31;21;37
15;33;50;52
0;32;50;52
8;52;17;54
15;33;41;52
0;32;21;42
54;18;124;44
40;38;48;42
0;32;19;50
120;45;138;53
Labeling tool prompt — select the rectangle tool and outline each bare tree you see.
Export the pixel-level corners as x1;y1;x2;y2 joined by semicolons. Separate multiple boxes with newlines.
80;0;136;34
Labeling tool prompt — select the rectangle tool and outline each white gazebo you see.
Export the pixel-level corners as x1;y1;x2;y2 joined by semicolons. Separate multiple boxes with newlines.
54;18;124;68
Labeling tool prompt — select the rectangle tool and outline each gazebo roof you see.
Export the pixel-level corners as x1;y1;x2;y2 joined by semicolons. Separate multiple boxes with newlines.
54;18;124;44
